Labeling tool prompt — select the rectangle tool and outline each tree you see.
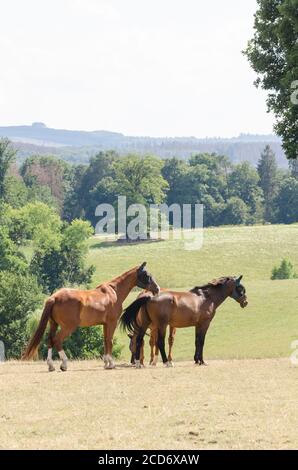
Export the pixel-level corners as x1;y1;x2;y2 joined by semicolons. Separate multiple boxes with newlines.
5;201;62;246
75;151;117;223
3;176;28;208
271;258;297;279
228;162;264;223
274;176;298;223
257;145;279;221
30;219;94;293
62;164;87;221
244;0;298;160
88;154;169;230
184;153;230;226
0;272;43;358
0;138;16;199
112;154;168;206
289;159;298;179
221;196;250;225
21;155;72;212
0;225;28;274
162;158;189;206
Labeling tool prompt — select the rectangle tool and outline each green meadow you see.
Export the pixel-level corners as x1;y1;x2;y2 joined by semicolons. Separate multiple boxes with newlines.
87;224;298;361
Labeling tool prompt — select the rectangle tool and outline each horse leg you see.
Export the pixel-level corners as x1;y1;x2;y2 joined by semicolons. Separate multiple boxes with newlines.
53;326;75;372
157;325;171;367
135;317;150;369
167;326;176;366
140;338;145;366
129;334;136;365
103;321;117;369
194;322;210;366
47;319;58;372
149;329;158;366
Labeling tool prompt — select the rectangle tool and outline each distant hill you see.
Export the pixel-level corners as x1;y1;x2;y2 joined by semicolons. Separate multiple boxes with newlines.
0;123;288;167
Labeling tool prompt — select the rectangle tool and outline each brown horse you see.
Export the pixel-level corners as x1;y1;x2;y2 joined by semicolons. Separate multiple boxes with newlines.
120;276;248;368
128;289;176;366
22;262;160;371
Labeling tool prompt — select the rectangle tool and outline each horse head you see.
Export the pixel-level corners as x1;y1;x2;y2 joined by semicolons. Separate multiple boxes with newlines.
136;262;160;295
230;275;248;308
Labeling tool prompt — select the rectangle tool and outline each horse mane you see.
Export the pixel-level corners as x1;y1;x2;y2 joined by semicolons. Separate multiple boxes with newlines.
190;277;234;296
95;266;138;289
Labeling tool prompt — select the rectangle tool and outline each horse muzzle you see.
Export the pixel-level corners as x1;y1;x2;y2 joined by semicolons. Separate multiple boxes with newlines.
240;297;248;308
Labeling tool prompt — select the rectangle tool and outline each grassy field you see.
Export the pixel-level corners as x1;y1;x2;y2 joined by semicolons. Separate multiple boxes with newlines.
86;224;298;361
1;359;297;450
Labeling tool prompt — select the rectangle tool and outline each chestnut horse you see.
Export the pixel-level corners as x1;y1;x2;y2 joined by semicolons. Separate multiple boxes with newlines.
128;289;176;366
22;262;159;371
120;276;248;368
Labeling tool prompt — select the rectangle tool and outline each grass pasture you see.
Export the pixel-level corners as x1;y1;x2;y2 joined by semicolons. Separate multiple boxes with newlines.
1;359;297;450
87;224;298;361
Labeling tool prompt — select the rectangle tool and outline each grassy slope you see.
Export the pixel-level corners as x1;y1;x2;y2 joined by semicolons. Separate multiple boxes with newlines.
86;224;298;360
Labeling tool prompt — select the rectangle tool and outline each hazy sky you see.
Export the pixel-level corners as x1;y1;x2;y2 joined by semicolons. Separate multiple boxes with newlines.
0;0;275;137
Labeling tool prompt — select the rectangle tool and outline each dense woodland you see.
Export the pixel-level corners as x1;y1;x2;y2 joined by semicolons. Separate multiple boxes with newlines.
2;140;298;226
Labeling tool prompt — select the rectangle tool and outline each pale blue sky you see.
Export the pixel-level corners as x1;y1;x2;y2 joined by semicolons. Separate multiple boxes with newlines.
0;0;275;137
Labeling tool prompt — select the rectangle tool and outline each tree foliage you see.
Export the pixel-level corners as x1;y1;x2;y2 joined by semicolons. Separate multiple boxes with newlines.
244;0;298;160
0;272;43;358
30;219;94;293
271;258;297;279
257;145;279;221
0;138;16;199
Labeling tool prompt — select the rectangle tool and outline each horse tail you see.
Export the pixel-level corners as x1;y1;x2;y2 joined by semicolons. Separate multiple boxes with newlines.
120;296;151;334
22;298;55;360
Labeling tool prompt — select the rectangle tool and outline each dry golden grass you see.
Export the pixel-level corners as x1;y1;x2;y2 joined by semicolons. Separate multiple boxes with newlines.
1;358;297;450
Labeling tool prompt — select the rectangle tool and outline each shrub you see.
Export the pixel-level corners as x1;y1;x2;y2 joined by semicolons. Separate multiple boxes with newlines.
271;259;297;280
0;272;43;358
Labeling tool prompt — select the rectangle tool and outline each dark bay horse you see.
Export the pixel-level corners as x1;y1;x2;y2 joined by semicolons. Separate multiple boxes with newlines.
128;289;176;366
22;262;160;371
120;276;248;368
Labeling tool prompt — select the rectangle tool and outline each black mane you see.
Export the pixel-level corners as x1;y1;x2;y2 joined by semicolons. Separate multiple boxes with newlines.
190;277;235;296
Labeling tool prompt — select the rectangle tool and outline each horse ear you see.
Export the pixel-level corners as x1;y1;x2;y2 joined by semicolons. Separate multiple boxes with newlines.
139;261;147;270
236;275;243;284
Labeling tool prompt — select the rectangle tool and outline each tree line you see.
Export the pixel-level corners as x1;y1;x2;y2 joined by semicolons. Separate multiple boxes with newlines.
3;140;297;228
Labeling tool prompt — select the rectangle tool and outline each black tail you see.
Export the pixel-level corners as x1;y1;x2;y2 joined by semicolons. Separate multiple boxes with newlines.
120;296;151;334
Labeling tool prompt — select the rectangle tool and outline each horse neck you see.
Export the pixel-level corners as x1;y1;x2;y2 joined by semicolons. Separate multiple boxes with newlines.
210;285;231;309
110;267;138;304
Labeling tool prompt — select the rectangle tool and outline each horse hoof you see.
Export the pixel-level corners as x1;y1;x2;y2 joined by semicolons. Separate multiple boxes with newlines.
195;361;208;366
104;363;116;369
47;360;55;372
164;361;173;368
168;361;174;367
60;365;67;372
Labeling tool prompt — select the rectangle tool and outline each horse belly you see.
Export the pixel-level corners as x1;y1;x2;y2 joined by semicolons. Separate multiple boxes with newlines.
79;304;107;327
171;306;199;328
